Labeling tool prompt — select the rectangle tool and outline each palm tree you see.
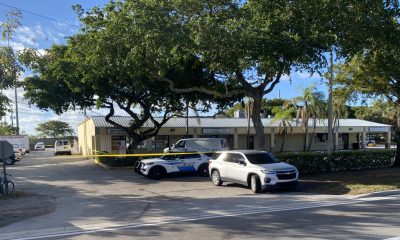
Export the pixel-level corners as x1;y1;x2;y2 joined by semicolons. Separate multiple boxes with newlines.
293;86;326;151
272;102;296;153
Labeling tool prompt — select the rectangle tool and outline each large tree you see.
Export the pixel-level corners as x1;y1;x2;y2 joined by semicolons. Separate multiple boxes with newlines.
160;0;397;149
221;98;287;118
0;10;22;122
335;40;400;166
21;1;233;151
35;120;74;139
0;122;18;135
353;100;397;126
334;0;400;165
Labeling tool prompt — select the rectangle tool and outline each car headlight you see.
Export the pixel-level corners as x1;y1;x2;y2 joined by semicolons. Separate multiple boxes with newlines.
144;163;154;166
260;170;276;174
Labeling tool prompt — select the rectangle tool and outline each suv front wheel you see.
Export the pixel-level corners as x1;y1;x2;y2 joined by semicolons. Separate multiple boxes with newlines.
211;170;223;186
250;175;261;193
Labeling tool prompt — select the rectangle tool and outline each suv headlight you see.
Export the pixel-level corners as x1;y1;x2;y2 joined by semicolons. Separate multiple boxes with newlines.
260;170;276;174
144;162;154;166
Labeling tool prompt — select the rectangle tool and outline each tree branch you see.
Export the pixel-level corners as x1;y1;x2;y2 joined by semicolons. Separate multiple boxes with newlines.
104;102;129;132
264;69;283;94
159;76;246;98
235;70;253;91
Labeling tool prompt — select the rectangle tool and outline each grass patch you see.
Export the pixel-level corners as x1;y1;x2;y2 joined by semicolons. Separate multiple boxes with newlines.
0;191;30;200
300;167;400;195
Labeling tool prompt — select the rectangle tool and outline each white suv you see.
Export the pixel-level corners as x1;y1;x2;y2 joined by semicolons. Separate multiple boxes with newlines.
209;150;299;193
135;152;212;179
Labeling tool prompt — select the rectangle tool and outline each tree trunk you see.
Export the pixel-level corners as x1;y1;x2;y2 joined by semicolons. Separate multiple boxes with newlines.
394;128;400;167
127;136;142;154
280;129;286;153
307;123;316;152
303;121;309;152
393;106;400;167
251;95;265;149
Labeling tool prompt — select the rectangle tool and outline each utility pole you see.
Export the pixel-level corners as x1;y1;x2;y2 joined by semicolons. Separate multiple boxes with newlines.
185;99;189;137
327;49;334;162
246;99;251;149
10;110;14;127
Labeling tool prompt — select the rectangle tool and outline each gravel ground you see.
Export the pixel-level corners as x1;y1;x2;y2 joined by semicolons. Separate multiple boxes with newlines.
0;193;56;228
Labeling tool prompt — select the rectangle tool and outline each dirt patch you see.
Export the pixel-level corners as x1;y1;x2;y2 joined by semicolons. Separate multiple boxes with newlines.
299;167;400;195
0;192;56;228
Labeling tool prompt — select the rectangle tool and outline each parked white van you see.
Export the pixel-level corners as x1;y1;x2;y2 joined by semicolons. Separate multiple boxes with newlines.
54;140;72;155
164;138;228;153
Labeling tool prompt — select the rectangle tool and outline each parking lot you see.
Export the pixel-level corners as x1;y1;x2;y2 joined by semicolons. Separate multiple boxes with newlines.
1;150;400;240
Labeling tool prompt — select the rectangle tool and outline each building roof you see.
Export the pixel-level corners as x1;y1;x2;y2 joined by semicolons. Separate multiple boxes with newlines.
89;116;391;128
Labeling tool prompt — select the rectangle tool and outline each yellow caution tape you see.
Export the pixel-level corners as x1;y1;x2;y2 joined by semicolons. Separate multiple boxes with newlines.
85;151;214;158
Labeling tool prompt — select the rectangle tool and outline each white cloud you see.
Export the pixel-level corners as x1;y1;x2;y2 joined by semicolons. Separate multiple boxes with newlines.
280;74;291;82
295;71;321;80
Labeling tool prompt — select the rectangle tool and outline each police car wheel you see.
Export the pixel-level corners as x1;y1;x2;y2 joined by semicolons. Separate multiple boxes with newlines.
197;164;209;177
149;167;166;180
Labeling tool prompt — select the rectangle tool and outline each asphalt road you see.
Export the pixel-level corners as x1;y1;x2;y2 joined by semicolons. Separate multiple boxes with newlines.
1;150;399;240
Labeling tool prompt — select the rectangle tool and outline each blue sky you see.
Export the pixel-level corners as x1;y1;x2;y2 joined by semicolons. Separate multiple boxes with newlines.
0;0;329;135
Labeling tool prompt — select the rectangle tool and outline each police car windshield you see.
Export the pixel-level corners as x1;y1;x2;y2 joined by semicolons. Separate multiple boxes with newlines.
160;154;176;160
245;153;280;165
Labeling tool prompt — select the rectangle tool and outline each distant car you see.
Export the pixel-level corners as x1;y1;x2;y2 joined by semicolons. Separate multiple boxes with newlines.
1;153;21;165
12;144;26;156
164;138;228;153
209;150;299;193
54;140;72;155
34;142;45;151
367;137;376;144
135;152;212;179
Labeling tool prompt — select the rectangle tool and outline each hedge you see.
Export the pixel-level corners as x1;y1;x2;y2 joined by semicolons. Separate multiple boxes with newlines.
95;149;396;172
95;151;139;167
275;149;396;174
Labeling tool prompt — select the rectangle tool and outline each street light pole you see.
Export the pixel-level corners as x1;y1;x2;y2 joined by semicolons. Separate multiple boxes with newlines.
327;49;334;158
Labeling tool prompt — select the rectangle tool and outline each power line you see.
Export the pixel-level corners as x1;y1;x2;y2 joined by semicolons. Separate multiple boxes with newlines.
0;2;80;28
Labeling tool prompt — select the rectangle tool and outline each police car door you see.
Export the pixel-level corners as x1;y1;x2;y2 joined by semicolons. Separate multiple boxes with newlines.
176;153;197;172
163;154;180;173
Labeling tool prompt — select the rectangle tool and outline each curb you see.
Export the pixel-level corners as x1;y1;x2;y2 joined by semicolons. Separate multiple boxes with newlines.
352;189;400;199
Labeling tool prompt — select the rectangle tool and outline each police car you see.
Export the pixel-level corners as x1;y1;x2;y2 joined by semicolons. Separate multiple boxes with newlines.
135;152;212;179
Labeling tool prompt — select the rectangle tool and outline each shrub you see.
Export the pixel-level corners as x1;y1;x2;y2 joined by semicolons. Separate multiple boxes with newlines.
275;149;395;174
95;151;139;167
331;150;395;171
275;152;328;174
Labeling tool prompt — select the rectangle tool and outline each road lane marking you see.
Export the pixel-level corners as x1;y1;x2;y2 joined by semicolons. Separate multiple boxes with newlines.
2;194;399;240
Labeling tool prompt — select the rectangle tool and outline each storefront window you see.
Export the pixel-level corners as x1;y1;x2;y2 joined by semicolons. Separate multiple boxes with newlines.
315;133;327;142
111;136;126;154
152;136;169;149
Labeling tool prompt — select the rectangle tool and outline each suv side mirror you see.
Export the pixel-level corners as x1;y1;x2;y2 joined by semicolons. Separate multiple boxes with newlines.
238;160;246;166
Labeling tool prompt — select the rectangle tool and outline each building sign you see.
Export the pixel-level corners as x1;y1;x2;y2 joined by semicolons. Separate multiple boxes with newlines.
369;127;388;132
108;128;127;134
202;128;231;134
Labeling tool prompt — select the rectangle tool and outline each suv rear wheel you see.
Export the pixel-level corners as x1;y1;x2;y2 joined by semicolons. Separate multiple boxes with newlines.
250;175;261;193
211;170;223;186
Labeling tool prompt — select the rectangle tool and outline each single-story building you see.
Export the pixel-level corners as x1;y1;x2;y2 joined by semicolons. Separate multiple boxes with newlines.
77;116;392;155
